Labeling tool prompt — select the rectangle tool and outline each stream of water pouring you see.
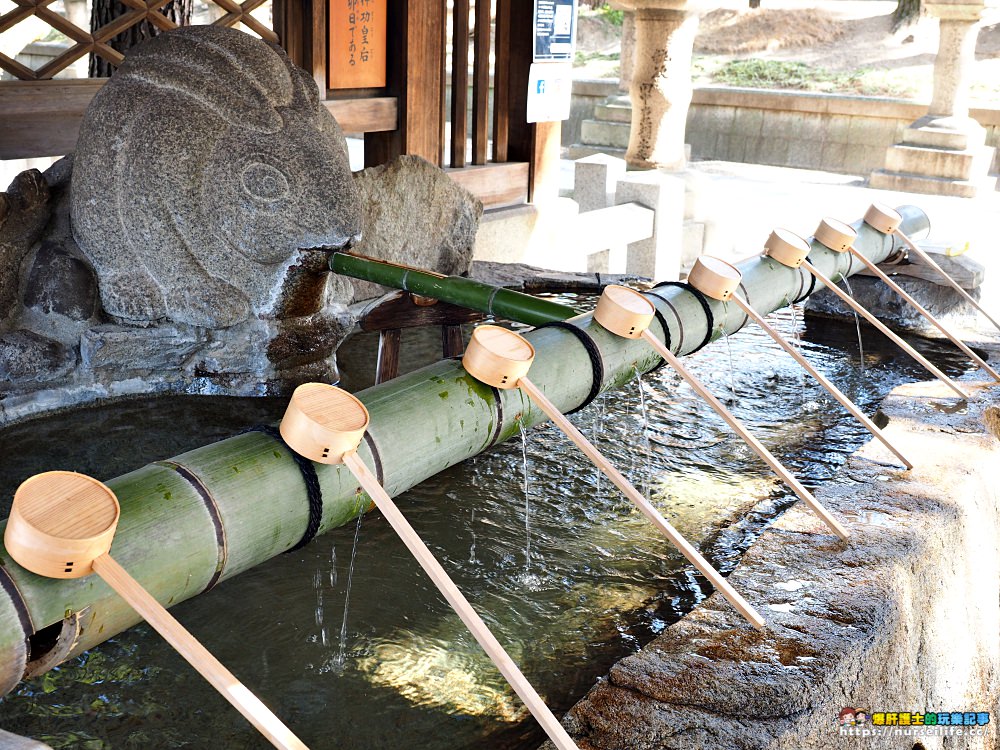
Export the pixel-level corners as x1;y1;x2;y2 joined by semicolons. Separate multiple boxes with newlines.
840;275;866;375
469;506;478;564
592;394;607;500
518;420;531;576
334;510;364;671
721;302;738;402
790;305;807;407
313;568;327;648
633;367;654;501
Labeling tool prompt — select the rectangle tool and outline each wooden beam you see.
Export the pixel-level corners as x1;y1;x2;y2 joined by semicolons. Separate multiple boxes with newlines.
529;120;561;203
491;0;510;162
307;0;327;96
0;80;103;159
438;0;448;168
503;0;561;203
364;0;445;167
323;97;397;133
445;161;528;208
0;81;397;159
471;0;491;164
450;0;470;168
857;247;985;290
504;0;533;164
360;291;485;332
274;0;304;67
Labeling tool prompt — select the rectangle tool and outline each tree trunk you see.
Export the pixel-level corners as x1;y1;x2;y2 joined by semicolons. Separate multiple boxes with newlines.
89;0;192;77
893;0;923;31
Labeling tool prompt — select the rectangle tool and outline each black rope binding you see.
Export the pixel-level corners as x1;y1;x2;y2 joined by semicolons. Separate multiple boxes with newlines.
792;267;817;304
652;281;715;354
647;302;672;373
646;288;686;353
241;424;324;552
534;321;605;414
362;432;386;486
735;282;751;329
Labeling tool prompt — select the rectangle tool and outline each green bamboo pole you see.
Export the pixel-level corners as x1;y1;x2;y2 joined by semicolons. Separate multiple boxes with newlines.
329;252;580;326
0;206;929;693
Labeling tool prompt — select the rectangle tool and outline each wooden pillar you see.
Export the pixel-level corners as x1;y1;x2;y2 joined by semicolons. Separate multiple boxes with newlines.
450;0;470;167
275;0;326;96
501;0;561;203
365;0;446;167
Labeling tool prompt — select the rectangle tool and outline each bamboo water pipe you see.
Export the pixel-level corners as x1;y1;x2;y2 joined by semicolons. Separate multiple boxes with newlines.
594;281;850;541
815;217;1000;384
795;220;971;400
3;472;309;750
0;206;933;694
329;252;580;326
461;326;766;630
864;203;1000;336
279;383;580;750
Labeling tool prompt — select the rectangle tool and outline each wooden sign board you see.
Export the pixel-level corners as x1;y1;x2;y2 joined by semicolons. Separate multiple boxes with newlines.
329;0;387;90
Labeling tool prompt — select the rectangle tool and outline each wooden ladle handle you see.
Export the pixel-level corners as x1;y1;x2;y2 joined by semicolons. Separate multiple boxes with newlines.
341;451;580;750
91;554;309;750
516;376;767;630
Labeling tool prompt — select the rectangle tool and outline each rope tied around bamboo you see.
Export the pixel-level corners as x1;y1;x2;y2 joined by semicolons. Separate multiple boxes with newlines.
0;205;933;697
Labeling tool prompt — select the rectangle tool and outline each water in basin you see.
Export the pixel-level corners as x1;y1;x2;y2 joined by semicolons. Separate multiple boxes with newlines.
0;301;973;749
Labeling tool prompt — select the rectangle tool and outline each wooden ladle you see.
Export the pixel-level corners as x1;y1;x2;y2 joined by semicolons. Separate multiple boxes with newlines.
279;383;581;750
4;471;309;750
814;216;1000;384
863;202;1000;336
594;277;851;541
461;325;766;630
791;227;970;400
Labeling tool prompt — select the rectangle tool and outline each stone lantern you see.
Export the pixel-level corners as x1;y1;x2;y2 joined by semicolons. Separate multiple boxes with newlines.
613;0;702;171
871;0;997;197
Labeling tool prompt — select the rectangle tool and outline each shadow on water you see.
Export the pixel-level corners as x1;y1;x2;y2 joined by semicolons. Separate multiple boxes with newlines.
0;298;974;750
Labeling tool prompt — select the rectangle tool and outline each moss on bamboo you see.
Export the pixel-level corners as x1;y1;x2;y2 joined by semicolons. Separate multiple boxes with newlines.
0;207;927;691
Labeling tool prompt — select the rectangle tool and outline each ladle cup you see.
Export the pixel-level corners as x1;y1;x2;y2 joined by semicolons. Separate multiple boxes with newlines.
461;325;766;630
863;202;1000;336
4;471;309;750
749;234;913;469
815;217;1000;384
593;279;850;541
279;383;581;750
792;228;970;400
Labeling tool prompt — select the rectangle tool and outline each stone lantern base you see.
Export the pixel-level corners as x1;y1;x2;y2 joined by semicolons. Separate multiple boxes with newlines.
870;0;998;197
870;115;997;198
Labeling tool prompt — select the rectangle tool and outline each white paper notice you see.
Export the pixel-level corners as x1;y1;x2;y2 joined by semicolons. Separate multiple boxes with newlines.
526;62;574;123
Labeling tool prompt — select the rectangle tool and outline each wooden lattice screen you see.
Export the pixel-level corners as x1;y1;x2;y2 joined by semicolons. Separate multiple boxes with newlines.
0;0;276;81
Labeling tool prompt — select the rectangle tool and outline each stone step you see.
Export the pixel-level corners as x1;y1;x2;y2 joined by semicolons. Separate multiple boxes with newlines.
884;143;995;181
567;143;628;161
902;114;988;151
594;102;633;123
580;118;631;150
869;169;997;199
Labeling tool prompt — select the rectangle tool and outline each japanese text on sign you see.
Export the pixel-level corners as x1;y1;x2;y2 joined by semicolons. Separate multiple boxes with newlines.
329;0;387;90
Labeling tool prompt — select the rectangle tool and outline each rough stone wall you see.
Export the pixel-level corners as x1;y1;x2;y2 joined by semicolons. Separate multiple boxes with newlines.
0;27;481;426
804;273;993;339
544;362;1000;750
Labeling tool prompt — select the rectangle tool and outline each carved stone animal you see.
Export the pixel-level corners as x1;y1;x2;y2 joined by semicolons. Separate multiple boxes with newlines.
71;25;362;329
